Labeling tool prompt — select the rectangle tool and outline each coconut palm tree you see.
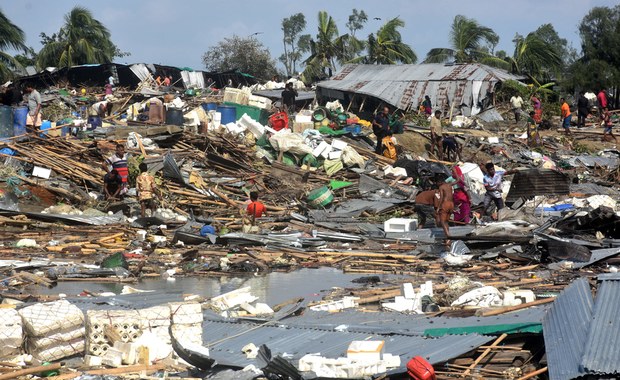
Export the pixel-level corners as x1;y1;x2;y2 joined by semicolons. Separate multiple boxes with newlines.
505;32;562;80
37;6;116;68
424;15;499;64
303;11;349;79
0;9;26;81
352;17;417;64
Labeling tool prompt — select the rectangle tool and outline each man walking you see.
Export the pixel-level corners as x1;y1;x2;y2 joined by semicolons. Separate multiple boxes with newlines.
281;82;298;114
430;110;444;160
560;97;572;136
510;93;524;122
372;106;391;155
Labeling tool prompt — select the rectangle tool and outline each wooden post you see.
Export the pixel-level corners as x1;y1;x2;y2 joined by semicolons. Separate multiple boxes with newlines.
461;333;508;377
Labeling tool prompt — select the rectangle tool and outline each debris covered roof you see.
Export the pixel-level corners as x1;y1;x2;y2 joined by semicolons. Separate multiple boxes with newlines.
317;63;524;112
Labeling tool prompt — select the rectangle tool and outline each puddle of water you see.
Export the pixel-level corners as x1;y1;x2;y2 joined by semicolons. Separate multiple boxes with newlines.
25;268;405;305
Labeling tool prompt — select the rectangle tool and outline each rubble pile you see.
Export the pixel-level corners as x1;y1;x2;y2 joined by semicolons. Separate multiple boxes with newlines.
0;74;619;380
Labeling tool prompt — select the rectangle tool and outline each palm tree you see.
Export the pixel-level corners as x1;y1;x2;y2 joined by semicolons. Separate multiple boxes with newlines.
0;9;26;81
353;17;417;64
424;15;499;64
37;6;115;68
303;11;349;79
505;32;562;80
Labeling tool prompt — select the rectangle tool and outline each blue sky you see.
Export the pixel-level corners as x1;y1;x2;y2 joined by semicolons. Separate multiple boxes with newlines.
3;0;617;72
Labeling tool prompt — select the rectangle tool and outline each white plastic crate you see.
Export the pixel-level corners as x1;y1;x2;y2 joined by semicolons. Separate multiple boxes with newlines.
384;218;418;232
223;88;249;105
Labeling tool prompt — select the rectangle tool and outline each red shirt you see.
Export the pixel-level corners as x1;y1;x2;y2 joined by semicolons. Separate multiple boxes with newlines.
598;91;608;109
247;201;266;218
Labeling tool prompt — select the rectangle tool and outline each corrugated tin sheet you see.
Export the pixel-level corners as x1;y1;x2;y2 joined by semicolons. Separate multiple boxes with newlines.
581;273;620;374
543;278;593;380
573;248;620;269
317;63;523;112
203;318;493;368
506;169;571;201
284;307;547;336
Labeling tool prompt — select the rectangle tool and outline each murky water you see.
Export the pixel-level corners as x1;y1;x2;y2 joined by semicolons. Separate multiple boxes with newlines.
25;268;406;305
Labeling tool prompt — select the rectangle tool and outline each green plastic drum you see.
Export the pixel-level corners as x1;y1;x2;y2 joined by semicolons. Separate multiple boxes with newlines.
307;186;334;208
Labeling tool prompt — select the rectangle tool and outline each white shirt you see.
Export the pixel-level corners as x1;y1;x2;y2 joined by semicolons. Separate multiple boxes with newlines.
108;76;115;85
510;96;524;109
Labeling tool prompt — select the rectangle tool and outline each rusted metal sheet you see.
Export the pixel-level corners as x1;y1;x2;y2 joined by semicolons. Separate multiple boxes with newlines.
317;63;524;113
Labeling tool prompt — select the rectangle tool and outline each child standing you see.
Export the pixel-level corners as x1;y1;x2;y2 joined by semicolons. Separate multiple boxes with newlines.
136;163;158;217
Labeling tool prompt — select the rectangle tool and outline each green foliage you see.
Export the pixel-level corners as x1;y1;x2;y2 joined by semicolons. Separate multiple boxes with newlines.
303;11;350;81
352;17;417;64
0;9;26;82
36;6;124;68
563;5;620;98
424;15;499;64
506;32;563;81
203;35;278;81
279;13;310;77
496;79;529;103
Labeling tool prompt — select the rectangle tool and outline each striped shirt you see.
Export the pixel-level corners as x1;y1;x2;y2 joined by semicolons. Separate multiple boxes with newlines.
106;153;129;183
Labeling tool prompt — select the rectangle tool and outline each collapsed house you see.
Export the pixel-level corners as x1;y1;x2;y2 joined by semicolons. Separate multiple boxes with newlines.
14;63;257;90
316;63;524;116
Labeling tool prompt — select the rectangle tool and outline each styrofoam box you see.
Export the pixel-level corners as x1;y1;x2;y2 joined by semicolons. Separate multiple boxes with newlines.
347;340;385;362
384;218;418;232
248;95;272;110
331;139;348;150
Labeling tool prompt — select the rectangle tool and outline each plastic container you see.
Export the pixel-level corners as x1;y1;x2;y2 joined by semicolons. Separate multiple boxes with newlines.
40;120;52;137
0;105;13;140
217;106;237;125
407;356;436;380
86;116;101;130
202;103;218;112
269;112;289;131
307;186;334;208
13;106;28;137
166;108;184;126
312;108;327;122
224;102;269;125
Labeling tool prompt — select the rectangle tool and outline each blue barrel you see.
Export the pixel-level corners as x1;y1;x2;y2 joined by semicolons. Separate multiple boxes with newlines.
0;105;13;140
217;106;236;125
87;116;102;130
40;120;52;137
13;106;28;137
166;108;184;126
202;102;217;112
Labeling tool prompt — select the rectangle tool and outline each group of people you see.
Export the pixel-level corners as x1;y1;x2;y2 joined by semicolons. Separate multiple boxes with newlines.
414;163;516;238
576;89;616;142
101;143;268;224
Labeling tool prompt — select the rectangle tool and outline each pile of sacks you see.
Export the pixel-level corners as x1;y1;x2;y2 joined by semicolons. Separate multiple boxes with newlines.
19;299;85;361
0;309;23;360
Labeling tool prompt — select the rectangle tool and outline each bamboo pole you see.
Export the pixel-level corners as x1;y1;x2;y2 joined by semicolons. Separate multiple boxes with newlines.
480;298;555;317
0;363;62;380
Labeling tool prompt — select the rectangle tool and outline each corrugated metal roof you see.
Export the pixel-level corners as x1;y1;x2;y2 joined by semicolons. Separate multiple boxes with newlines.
203;318;493;368
543;278;593;380
284;307;547;336
581;273;620;374
317;63;524;112
506;169;571;201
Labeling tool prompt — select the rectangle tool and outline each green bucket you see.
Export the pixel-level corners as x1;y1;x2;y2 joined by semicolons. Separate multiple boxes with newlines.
312;108;328;122
307;186;334;208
